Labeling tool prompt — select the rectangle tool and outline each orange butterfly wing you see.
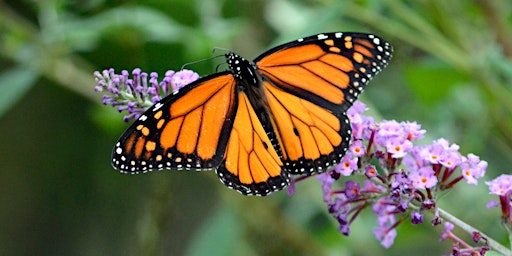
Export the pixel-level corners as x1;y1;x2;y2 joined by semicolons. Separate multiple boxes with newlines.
112;73;237;172
255;32;392;174
217;92;290;195
262;81;352;174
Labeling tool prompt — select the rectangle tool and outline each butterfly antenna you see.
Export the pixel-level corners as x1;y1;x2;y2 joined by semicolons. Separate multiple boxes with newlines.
180;54;224;70
210;48;234;72
215;62;228;72
212;47;231;55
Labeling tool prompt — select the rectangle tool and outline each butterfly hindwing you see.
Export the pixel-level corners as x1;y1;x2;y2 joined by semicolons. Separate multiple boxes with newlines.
263;81;352;174
112;73;237;173
217;91;290;196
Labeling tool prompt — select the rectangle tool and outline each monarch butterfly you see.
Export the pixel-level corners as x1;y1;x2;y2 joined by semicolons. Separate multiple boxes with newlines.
112;32;392;196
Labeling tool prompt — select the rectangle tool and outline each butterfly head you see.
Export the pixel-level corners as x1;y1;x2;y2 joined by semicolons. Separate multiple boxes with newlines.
225;52;259;86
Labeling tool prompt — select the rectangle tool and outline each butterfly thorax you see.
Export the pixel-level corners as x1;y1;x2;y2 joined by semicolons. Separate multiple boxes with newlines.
225;52;260;89
225;52;269;113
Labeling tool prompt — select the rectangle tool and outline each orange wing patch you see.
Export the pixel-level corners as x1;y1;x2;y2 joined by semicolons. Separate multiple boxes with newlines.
257;44;325;65
260;64;345;105
257;44;355;105
216;92;289;196
263;81;351;174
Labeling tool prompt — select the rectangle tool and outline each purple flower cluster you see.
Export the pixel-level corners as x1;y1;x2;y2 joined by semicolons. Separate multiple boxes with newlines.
94;68;199;122
312;101;488;248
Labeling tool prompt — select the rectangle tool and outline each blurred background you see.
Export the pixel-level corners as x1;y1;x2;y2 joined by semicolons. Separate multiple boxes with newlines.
0;0;511;255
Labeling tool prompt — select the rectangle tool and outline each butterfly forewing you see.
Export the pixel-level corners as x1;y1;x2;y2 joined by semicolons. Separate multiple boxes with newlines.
256;32;392;113
112;73;237;173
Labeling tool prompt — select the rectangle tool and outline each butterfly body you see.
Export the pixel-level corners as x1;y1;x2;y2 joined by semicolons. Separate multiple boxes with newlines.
112;32;392;196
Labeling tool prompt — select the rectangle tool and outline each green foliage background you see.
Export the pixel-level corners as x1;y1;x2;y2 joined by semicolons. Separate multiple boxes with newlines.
0;1;511;255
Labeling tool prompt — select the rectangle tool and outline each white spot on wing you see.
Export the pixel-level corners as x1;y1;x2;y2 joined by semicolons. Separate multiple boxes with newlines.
153;102;164;111
317;34;328;40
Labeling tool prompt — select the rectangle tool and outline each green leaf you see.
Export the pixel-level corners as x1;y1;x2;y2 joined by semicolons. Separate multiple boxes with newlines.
0;67;38;117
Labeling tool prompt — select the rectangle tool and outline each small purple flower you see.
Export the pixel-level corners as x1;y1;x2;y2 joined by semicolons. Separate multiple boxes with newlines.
421;199;436;210
161;70;175;95
348;101;375;140
334;153;358;176
317;172;336;202
349;140;365;157
373;225;397;248
402;121;425;141
362;179;387;194
171;69;200;91
385;138;413;158
329;195;351;214
372;197;394;216
486;200;499;209
409;167;438;189
336;213;351;235
421;143;444;164
440;222;454;241
460;153;487;185
344;181;360;199
365;165;378;178
472;231;483;243
403;145;426;171
435;138;460;152
486;174;512;196
371;199;399;248
347;101;368;123
411;211;423;224
376;120;404;146
439;150;462;169
485;173;512;226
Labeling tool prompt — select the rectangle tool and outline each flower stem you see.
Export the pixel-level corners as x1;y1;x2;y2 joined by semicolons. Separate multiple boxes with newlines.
437;207;511;255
